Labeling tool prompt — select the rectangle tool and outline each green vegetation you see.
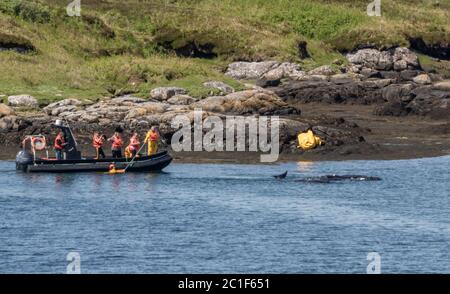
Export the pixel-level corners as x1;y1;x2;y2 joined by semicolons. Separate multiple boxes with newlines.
0;0;449;103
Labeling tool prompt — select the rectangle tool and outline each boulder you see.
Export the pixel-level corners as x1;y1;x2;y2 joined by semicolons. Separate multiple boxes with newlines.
375;83;450;118
381;84;415;103
433;81;450;91
329;74;354;84
393;47;420;70
0;103;15;118
413;74;432;85
274;79;386;105
399;70;420;81
7;95;38;107
346;47;419;72
167;95;197;105
190;89;300;115
0;115;18;132
308;65;336;76
225;61;279;80
408;86;450;118
43;98;82;115
263;62;305;80
203;81;234;94
110;95;147;105
124;101;170;120
360;68;382;79
150;87;187;101
51;105;78;116
279;118;310;141
296;74;329;82
346;49;392;70
256;79;281;88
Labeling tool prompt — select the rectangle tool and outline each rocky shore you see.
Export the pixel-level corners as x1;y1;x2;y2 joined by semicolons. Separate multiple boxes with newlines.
1;47;449;162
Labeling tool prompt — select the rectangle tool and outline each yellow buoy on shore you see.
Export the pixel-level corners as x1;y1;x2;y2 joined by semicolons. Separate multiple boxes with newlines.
297;130;323;150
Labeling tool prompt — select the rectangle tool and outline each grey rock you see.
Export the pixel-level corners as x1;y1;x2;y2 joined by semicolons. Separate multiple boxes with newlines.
330;74;354;84
399;70;420;81
347;47;419;72
413;74;432;85
393;47;420;69
203;81;234;94
360;68;381;79
308;65;336;76
263;62;305;80
225;61;279;80
381;84;415;103
110;95;147;105
0;115;18;131
150;87;187;101
8;95;38;107
167;95;197;105
191;89;299;115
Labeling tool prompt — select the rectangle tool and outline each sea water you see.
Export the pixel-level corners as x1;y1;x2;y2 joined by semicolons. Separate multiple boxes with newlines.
0;156;449;273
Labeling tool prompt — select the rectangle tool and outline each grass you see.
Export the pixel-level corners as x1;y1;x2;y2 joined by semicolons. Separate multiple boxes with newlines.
417;53;450;79
0;0;449;104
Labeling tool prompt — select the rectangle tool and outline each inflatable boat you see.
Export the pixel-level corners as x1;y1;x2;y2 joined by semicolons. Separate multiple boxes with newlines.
15;120;172;173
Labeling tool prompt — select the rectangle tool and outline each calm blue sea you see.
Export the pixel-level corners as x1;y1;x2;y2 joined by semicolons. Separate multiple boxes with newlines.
0;156;449;273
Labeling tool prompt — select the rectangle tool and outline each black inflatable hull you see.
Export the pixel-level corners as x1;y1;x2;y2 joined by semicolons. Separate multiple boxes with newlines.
16;151;172;173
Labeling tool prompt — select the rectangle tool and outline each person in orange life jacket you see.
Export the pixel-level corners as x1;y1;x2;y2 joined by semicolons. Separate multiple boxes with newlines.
127;132;141;158
54;131;67;160
108;131;123;158
93;132;106;159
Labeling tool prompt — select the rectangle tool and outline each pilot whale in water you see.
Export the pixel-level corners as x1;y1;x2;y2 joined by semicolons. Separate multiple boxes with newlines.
296;175;381;183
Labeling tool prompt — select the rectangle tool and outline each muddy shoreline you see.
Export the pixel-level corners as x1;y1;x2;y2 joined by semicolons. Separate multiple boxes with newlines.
2;102;449;163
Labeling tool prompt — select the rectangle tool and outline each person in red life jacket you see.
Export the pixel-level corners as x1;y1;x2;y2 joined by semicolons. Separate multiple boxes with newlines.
54;131;67;160
108;131;123;158
127;131;141;158
93;132;106;159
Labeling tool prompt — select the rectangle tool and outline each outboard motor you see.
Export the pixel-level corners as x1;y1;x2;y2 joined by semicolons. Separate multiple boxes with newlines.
15;150;33;172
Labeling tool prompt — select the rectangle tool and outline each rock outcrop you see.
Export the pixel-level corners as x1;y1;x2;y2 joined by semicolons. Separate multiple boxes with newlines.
43;98;82;116
375;83;450;119
150;87;187;101
0;103;15;117
7;95;39;108
190;89;300;115
308;65;336;76
226;61;304;80
0;103;28;133
346;47;420;72
203;81;234;94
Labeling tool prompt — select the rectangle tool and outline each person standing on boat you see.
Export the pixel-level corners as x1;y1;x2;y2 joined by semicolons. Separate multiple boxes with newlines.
144;126;160;155
128;132;141;158
108;131;123;158
54;131;67;160
93;132;106;159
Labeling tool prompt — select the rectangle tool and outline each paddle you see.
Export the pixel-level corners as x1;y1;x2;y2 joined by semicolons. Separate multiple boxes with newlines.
108;141;147;174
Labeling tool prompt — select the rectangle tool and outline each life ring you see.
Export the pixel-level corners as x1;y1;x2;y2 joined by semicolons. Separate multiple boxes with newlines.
31;136;46;151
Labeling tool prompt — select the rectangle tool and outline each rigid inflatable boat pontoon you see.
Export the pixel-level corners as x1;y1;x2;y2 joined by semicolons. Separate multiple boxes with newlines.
15;120;172;173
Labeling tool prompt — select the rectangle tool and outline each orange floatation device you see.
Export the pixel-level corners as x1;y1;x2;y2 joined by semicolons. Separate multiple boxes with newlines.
31;136;46;151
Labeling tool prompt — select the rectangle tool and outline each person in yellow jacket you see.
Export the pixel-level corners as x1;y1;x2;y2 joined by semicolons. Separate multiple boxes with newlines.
144;126;160;155
297;129;324;150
